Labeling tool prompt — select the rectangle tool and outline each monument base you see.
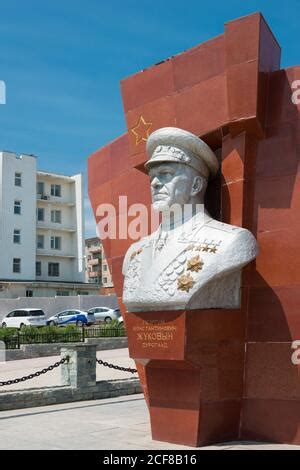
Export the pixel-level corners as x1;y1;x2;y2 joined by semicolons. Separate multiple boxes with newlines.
126;309;245;447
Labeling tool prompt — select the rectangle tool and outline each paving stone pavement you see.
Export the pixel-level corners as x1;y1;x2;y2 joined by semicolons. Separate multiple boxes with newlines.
1;351;300;450
0;394;300;450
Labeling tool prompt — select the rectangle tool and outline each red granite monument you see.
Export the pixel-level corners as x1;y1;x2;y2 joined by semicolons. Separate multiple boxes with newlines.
88;13;300;446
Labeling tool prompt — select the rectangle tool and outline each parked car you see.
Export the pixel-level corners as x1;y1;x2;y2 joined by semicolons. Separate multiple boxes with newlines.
87;307;122;324
46;309;95;327
1;308;47;329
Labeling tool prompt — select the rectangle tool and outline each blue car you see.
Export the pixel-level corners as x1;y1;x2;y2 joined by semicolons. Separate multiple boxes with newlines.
47;309;94;327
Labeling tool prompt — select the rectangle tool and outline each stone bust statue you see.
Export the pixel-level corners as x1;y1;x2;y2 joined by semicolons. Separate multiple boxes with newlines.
122;127;258;312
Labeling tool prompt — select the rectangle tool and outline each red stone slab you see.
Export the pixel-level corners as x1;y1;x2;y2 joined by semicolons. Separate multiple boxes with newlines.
126;311;186;361
245;342;300;400
121;59;174;113
241;399;300;444
172;35;225;91
247;285;300;342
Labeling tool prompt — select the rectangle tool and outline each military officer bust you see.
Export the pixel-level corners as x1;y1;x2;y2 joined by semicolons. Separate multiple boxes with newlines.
122;127;258;312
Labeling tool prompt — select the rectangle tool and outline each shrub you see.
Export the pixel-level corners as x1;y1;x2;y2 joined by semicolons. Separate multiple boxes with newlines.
0;327;19;340
1;322;126;348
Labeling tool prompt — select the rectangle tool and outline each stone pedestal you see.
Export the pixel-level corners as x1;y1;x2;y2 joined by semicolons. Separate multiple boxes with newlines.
126;309;245;446
61;344;97;389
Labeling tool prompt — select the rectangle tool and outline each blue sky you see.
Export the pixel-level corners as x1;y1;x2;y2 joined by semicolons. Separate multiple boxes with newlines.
0;0;299;237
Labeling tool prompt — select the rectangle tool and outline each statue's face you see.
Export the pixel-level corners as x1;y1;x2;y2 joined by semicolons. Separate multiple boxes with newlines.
149;162;197;212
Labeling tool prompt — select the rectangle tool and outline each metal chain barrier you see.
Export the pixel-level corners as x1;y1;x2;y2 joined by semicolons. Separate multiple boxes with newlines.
0;355;70;387
96;358;137;374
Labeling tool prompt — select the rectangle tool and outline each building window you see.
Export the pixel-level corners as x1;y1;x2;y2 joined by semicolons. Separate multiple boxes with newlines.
48;262;59;277
37;181;45;196
36;261;41;276
15;172;22;187
13;258;21;273
13;229;21;244
103;277;107;284
26;290;33;297
103;264;108;272
37;208;44;221
50;236;61;250
37;234;44;249
51;210;61;223
51;184;61;197
14;200;21;215
56;291;69;296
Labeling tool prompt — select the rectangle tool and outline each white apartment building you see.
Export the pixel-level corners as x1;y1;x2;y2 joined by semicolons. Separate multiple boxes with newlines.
85;237;102;285
101;248;114;290
85;237;114;290
0;150;98;298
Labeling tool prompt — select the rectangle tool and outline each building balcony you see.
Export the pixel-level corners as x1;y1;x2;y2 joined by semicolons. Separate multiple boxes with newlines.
89;272;101;278
36;223;76;233
89;246;101;254
88;258;99;266
36;195;75;207
88;278;101;284
37;171;75;183
36;250;76;258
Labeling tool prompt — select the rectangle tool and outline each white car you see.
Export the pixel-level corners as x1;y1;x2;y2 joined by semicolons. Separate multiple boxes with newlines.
87;307;122;324
1;308;47;329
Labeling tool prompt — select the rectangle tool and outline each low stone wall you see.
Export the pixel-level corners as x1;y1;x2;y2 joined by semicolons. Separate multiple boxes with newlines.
4;337;128;361
0;379;142;411
85;337;128;349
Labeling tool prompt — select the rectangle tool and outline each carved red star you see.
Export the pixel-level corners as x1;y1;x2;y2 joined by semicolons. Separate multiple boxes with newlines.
131;115;152;145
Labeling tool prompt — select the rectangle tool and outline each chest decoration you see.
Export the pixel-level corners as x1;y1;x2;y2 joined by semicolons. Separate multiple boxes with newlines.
158;239;222;296
124;238;223;298
185;239;221;254
123;247;144;294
